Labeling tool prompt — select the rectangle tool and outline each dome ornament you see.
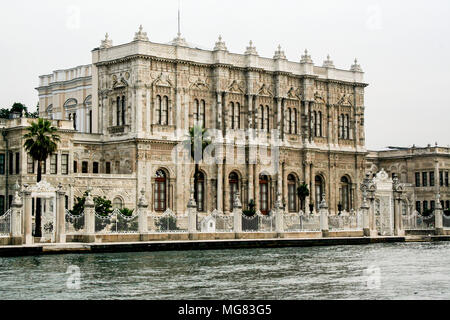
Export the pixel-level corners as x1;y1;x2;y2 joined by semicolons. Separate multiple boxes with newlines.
350;58;363;72
244;40;258;56
300;49;313;64
134;25;149;41
213;35;228;51
100;33;113;49
323;54;335;68
273;45;286;60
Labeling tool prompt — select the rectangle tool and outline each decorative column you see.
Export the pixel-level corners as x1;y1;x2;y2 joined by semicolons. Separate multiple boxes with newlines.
393;175;404;236
319;194;329;237
55;184;66;243
435;193;444;235
361;172;377;237
138;189;149;236
187;186;198;234
11;191;23;245
275;192;284;234
217;163;223;211
22;186;33;245
233;191;242;233
84;189;96;242
303;160;311;212
361;189;370;237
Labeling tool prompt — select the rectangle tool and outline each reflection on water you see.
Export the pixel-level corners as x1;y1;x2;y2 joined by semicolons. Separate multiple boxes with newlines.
0;242;449;300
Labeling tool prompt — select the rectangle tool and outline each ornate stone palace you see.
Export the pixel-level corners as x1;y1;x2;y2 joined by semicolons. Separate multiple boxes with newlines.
0;26;448;216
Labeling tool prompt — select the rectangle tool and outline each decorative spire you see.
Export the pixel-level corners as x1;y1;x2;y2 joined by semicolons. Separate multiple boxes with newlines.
273;45;286;60
244;40;258;55
134;25;149;41
350;58;363;72
213;35;228;51
300;49;313;64
322;54;335;68
100;33;113;49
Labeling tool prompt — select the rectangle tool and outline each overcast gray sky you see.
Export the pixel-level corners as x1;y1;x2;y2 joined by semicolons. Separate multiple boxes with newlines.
0;0;449;149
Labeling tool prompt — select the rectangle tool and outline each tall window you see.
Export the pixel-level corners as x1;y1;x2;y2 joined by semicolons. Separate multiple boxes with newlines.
265;106;270;132
423;201;428;211
293;108;298;134
230;102;235;129
446;200;450;209
50;154;57;175
27;154;34;174
0;196;4;215
233;102;240;130
15;153;20;174
259;174;269;215
315;175;324;211
316;111;322;137
117;97;121;126
440;171;444;187
82;161;88;174
345;114;349;139
105;162;111;174
89;110;93;133
288;174;297;212
422;172;428;187
73;161;78;173
93;162;99;174
446;172;449;187
121;96;126;125
415;172;421;187
340;176;351;212
430;172;435;187
312;111;317;137
416;201;421;213
431;201;435;212
259;105;264;130
229;172;239;210
194;99;206;128
154;170;167;212
8;152;13;175
339;114;344;138
287;108;292;134
40;160;46;175
61;154;68;175
162;96;169;125
196;172;205;212
0;154;5;175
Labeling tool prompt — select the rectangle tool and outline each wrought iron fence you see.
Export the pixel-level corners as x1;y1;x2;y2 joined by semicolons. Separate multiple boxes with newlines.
148;209;188;233
198;210;234;233
283;211;321;232
402;211;435;230
242;211;276;233
0;209;12;237
328;211;363;231
95;208;139;234
65;209;85;235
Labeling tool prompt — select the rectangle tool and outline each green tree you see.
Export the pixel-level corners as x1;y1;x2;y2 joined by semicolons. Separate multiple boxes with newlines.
243;199;256;217
23;118;60;237
297;183;310;212
68;191;113;232
188;126;211;210
0;109;10;119
155;215;179;232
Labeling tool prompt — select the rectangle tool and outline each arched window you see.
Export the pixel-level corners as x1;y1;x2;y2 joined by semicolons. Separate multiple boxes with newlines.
235;103;240;130
162;96;169;125
315;175;324;211
156;95;162;125
116;97;121;126
288;174;297;212
259;174;270;214
340;176;351;212
113;197;124;210
229;172;239;210
121;96;126;125
293;108;298;134
266;106;270;132
339;114;344;138
154;170;167;212
259;105;264;130
196;172;205;212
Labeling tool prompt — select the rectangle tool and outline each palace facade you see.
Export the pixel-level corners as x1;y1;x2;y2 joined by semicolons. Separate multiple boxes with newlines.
2;26;447;217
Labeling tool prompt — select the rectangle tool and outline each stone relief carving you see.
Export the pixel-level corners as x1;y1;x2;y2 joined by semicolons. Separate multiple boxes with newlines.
257;83;273;97
152;72;173;87
287;87;303;100
228;80;245;93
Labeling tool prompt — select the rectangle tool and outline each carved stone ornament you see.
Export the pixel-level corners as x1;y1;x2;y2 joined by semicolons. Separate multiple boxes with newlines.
213;35;227;51
133;25;149;41
244;40;258;56
351;59;363;72
273;45;286;60
257;83;273;96
300;49;313;64
323;55;335;68
228;80;245;93
100;33;113;49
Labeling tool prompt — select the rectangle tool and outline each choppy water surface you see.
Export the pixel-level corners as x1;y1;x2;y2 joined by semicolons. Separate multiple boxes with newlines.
0;242;449;300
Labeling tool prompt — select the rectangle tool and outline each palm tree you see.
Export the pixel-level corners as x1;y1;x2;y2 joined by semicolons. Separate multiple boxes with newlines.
23;118;60;237
188;126;211;210
297;183;310;212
